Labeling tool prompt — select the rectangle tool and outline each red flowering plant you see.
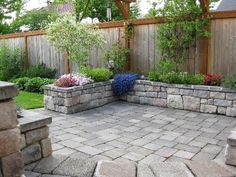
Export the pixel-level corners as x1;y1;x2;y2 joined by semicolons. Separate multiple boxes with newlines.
204;74;222;86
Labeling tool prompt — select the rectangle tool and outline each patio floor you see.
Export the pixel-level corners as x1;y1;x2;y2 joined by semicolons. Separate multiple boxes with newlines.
33;101;236;164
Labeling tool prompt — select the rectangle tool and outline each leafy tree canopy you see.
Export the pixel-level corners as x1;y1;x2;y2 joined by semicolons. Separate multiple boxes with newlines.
11;9;59;32
52;0;140;22
0;0;23;34
145;0;221;18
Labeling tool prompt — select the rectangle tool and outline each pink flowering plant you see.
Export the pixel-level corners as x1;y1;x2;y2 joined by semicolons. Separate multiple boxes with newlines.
55;74;93;88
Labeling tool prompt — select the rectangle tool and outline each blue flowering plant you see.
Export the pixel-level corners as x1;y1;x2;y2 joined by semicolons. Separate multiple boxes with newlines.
112;73;140;96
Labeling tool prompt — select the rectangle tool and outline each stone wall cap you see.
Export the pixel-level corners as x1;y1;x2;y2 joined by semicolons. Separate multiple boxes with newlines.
135;80;236;93
19;110;52;133
44;80;114;93
0;81;19;101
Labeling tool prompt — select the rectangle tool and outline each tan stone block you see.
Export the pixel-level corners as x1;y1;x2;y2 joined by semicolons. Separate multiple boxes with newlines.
25;126;49;145
0;100;18;130
20;134;26;149
167;95;183;109
22;144;41;165
233;101;236;108
226;107;236;117
0;128;21;157
40;138;52;157
0;82;18;101
1;152;24;177
200;104;217;114
183;96;200;111
210;92;225;99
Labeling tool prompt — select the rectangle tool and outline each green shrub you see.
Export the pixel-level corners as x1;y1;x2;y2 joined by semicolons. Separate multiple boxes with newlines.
23;63;57;79
148;59;204;85
104;42;130;73
156;59;175;74
148;71;161;81
0;44;24;81
12;77;30;90
80;67;113;82
25;77;54;93
184;74;204;85
224;74;236;89
148;71;204;85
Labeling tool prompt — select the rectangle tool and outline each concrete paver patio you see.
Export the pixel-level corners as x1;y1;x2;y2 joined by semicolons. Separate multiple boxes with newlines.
32;101;236;164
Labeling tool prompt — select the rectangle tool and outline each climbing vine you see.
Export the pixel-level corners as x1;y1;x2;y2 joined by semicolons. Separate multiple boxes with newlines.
124;21;134;40
157;0;210;72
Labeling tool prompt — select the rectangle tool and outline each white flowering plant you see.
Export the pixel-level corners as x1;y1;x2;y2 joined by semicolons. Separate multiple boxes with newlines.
55;74;93;87
47;14;105;67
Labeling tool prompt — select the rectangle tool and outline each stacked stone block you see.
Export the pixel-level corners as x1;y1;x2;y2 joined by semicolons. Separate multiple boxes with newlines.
0;81;24;177
19;112;52;165
44;81;117;114
225;130;236;166
125;80;236;117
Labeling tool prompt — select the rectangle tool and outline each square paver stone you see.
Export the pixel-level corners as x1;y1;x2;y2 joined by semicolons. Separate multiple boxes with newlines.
150;162;194;177
174;150;195;160
76;145;103;155
33;154;68;174
122;152;145;161
185;161;234;177
53;157;97;177
94;160;136;177
137;164;155;177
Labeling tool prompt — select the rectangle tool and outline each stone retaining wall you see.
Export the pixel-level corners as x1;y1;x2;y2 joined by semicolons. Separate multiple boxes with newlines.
123;80;236;117
0;81;24;177
44;80;236;117
44;81;117;114
18;111;52;165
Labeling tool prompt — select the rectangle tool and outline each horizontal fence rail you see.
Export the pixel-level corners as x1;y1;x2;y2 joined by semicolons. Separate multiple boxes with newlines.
1;11;236;76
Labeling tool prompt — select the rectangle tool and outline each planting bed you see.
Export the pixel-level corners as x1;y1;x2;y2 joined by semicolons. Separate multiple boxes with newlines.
44;80;236;117
44;80;117;114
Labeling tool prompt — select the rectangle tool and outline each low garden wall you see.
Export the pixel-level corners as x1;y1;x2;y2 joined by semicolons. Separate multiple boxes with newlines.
44;80;117;114
124;80;236;117
44;80;236;117
18;111;52;165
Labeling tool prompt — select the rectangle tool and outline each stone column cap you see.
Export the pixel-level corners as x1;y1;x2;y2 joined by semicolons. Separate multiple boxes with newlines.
0;81;19;101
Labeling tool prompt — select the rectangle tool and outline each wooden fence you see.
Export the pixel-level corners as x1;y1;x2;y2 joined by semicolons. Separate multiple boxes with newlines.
1;11;236;76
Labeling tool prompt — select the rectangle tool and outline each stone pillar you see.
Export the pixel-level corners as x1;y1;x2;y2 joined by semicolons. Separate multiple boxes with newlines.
225;130;236;166
0;81;24;177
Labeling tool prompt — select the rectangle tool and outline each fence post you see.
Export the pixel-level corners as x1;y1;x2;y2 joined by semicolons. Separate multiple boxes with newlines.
24;36;29;69
124;2;131;71
199;0;210;75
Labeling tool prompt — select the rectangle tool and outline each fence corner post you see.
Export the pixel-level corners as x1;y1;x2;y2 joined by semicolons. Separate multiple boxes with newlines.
24;36;29;69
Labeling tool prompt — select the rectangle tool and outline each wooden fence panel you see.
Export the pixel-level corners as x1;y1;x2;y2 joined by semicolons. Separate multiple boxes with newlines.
0;37;25;55
131;24;162;74
211;18;236;76
27;35;65;76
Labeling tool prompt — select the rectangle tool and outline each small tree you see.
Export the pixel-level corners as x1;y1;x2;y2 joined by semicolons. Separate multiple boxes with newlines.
47;15;105;71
